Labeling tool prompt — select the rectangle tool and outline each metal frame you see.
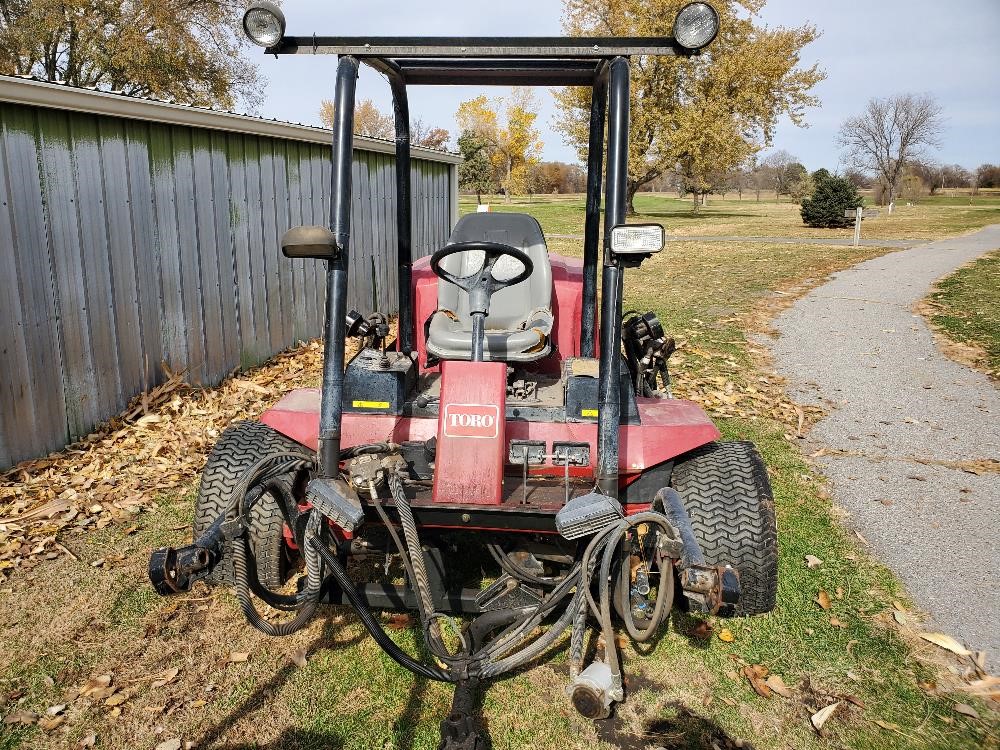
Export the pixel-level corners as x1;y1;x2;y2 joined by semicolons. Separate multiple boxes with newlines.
287;38;650;495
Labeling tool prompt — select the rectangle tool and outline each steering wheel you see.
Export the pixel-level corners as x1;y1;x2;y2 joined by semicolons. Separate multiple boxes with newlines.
430;241;534;316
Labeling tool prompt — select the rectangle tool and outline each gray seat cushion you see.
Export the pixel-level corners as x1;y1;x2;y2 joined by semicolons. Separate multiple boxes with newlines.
426;213;554;363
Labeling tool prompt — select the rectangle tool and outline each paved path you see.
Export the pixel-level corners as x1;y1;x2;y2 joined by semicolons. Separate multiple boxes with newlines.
769;225;1000;668
548;233;922;248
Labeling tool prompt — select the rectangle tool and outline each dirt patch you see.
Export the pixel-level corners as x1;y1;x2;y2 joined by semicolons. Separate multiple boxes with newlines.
915;298;997;382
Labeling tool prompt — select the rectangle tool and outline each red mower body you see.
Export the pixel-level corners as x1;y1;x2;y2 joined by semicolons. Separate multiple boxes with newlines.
260;252;720;531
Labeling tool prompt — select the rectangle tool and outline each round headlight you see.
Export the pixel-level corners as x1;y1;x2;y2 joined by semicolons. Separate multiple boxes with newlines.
243;1;286;48
673;2;720;51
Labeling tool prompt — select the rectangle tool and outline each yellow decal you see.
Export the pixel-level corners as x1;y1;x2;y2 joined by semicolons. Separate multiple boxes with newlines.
581;408;599;417
353;400;390;409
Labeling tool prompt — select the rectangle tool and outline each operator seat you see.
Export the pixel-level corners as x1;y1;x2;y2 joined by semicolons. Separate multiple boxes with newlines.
426;212;553;362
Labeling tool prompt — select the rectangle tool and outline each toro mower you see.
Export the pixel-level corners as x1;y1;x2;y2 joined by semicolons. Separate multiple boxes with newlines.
149;2;777;745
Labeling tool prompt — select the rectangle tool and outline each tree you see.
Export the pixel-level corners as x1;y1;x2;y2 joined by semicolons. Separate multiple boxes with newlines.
554;0;824;214
759;150;804;201
788;171;814;204
975;163;1000;190
800;175;863;228
456;89;543;202
457;131;497;203
319;98;450;147
838;93;944;207
411;118;450;150
842;168;872;190
0;0;263;109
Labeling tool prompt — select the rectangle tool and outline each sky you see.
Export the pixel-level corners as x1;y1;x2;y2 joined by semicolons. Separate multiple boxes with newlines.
253;0;1000;171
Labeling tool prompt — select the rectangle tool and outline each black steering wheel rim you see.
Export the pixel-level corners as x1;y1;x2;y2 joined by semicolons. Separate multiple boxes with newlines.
429;241;534;295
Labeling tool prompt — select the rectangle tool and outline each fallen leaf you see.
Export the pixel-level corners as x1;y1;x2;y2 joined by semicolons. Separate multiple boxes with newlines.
892;610;908;626
835;587;844;599
155;739;182;750
38;715;65;731
919;632;971;656
829;616;847;628
814;590;831;610
80;675;112;697
3;711;39;725
386;613;414;630
78;733;97;748
228;652;250;664
718;629;735;643
290;648;308;668
105;692;129;707
872;719;901;731
958;676;1000;698
46;704;66;716
690;620;713;639
151;668;179;689
188;699;207;709
743;665;771;698
953;703;979;719
764;674;793;698
844;694;866;709
720;696;737;707
804;555;823;569
811;701;842;731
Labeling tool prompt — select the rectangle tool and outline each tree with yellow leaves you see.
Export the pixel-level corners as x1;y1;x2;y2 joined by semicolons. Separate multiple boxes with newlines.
554;0;825;213
0;0;264;109
456;89;543;202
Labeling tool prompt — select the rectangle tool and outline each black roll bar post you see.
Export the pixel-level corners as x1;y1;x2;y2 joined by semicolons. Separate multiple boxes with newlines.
595;56;630;499
387;70;415;354
318;55;360;478
579;62;609;359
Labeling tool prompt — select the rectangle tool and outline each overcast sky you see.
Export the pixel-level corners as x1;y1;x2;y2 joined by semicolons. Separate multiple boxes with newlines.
254;0;1000;171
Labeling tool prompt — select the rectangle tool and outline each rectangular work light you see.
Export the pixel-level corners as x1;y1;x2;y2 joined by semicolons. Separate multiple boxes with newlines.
609;223;666;255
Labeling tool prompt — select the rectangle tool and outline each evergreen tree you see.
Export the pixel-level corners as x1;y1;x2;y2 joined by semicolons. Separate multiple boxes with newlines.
800;175;864;228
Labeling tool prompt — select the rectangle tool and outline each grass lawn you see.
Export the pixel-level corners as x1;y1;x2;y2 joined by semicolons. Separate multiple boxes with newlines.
2;199;997;750
923;250;1000;380
462;192;1000;242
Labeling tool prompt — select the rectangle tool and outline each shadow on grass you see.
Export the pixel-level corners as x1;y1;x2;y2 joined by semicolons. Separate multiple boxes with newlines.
194;617;365;750
596;695;754;750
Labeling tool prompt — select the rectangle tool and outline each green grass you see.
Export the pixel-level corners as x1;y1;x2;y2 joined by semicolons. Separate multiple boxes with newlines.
462;192;1000;242
926;250;1000;379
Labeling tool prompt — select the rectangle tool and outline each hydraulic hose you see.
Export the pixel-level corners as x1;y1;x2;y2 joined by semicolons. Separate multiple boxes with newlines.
486;543;561;588
617;543;674;643
656;488;707;569
309;536;456;682
234;510;323;637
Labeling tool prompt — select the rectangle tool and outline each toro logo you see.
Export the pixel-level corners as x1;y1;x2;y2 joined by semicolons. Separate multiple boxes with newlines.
442;403;500;439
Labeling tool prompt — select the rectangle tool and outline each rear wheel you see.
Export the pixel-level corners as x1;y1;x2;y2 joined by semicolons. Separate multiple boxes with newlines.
670;441;777;616
193;421;313;588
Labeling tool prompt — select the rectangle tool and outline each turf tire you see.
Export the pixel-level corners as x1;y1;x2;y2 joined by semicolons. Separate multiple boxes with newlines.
193;421;313;588
670;441;777;616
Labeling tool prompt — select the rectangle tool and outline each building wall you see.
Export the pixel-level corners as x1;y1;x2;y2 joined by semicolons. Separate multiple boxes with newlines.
0;93;456;468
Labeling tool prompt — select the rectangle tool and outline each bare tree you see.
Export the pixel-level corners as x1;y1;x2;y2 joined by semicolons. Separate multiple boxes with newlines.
838;93;944;207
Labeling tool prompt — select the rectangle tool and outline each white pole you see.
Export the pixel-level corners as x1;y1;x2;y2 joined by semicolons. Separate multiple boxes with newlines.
853;208;862;247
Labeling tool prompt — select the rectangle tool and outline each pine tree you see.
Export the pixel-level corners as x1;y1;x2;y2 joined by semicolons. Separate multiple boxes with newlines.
800;175;864;228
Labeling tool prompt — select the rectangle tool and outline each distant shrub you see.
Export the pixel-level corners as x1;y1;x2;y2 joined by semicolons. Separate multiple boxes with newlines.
800;175;864;228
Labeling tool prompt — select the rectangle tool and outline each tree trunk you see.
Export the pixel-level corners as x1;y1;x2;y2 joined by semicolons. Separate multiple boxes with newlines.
691;191;700;214
626;180;640;216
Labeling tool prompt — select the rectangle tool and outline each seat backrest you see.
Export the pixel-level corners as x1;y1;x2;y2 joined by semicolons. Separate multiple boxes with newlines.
437;213;552;329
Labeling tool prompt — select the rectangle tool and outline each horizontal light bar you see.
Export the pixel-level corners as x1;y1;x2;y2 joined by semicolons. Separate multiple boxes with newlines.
609;223;665;255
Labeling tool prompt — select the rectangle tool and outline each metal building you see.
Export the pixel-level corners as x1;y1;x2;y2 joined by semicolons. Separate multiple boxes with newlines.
0;76;460;469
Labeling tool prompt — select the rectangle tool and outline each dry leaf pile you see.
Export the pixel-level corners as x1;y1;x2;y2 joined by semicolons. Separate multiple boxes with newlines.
0;340;329;581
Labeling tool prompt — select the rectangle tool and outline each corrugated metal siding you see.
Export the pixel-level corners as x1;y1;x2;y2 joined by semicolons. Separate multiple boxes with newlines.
0;101;455;468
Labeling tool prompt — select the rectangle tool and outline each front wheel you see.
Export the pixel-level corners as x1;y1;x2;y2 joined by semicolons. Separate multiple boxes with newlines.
670;441;778;616
192;421;313;589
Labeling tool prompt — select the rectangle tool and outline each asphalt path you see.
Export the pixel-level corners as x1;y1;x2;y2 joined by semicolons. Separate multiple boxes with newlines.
768;225;1000;668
